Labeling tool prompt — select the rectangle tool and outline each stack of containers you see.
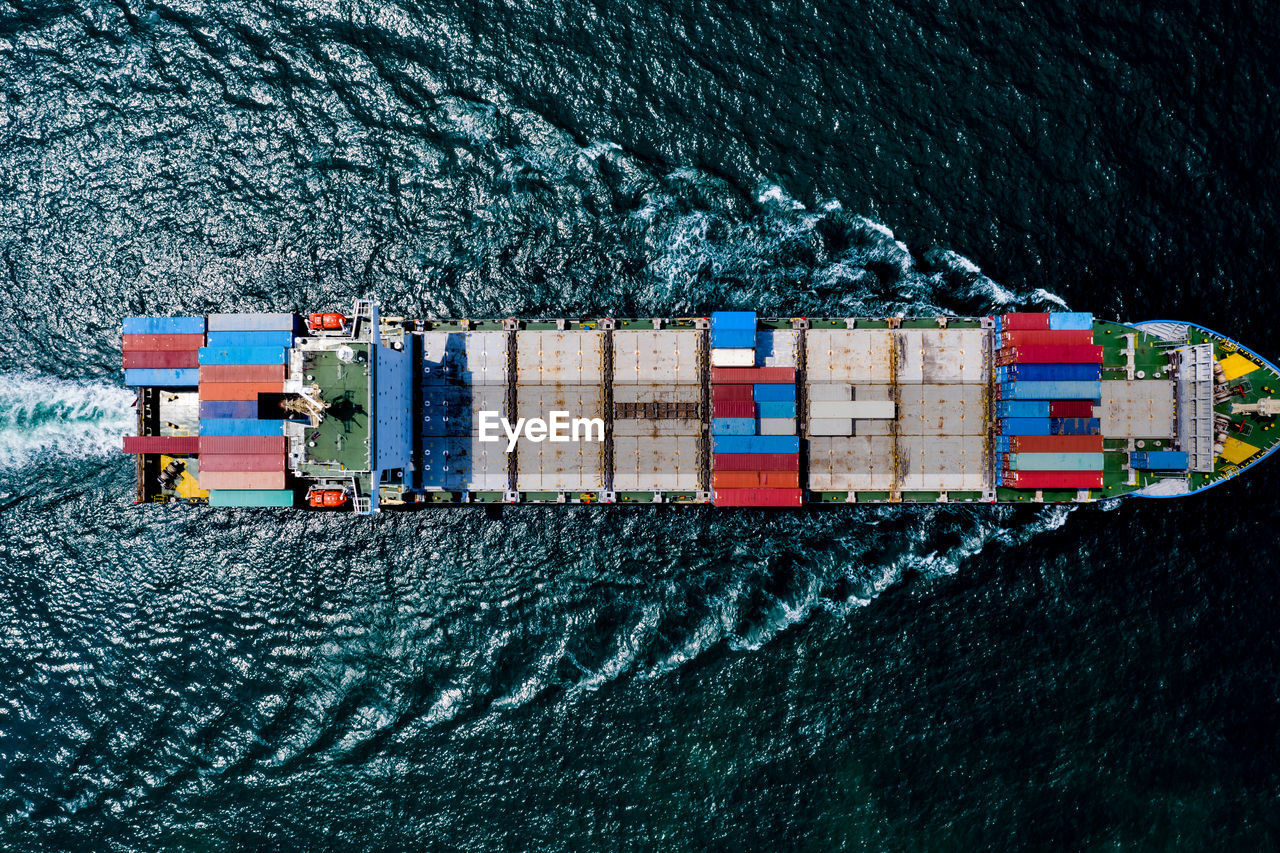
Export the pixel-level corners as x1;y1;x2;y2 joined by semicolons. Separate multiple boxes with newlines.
196;313;296;506
121;316;204;387
993;312;1105;490
710;312;802;507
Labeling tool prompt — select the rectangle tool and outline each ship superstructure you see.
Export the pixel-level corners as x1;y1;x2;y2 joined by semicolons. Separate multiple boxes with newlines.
120;303;1280;511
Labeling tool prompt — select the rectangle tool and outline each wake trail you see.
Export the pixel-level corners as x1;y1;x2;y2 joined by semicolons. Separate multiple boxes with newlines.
0;373;135;471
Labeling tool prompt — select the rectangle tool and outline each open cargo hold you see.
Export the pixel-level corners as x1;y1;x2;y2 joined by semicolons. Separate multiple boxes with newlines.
122;435;200;454
1005;452;1106;471
207;489;295;508
999;329;1095;347
198;453;285;473
198;364;287;383
999;313;1051;331
197;382;284;401
710;349;755;368
123;350;200;369
758;418;797;435
714;488;804;507
712;400;754;418
711;417;755;436
713;452;800;471
1048;312;1094;330
712;470;801;489
199;400;258;419
1004;471;1104;489
711;384;754;403
997;400;1051;418
710;366;796;384
996;363;1103;381
999;380;1103;400
198;419;287;437
122;316;206;335
996;345;1104;365
1130;450;1190;470
999;435;1105;453
712;435;801;455
198;347;288;365
198;436;287;455
710;311;757;330
710;329;756;349
205;330;296;348
121;333;205;351
124;368;198;386
752;383;797;402
1049;400;1096;418
198;471;286;490
206;313;297;332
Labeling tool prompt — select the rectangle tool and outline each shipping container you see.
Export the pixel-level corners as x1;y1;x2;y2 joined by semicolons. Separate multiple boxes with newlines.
712;400;754;418
198;419;287;437
712;435;800;455
198;470;286;490
710;311;757;330
122;316;205;335
1000;418;1052;436
123;368;199;387
198;436;287;455
710;348;756;368
713;452;800;471
711;384;754;403
207;489;295;508
197;382;283;401
996;363;1102;382
1130;450;1190;470
121;333;205;351
123;350;200;369
756;401;797;419
999;330;1095;347
752;383;797;402
198;453;285;473
1048;400;1096;418
996;345;1104;365
807;418;853;436
199;400;258;419
710;329;756;349
122;435;200;454
206;312;297;332
1050;417;1101;435
1048;312;1094;331
1005;452;1105;471
198;364;287;384
1006;435;1105;454
1000;313;1051;330
999;380;1102;400
1005;471;1104;490
713;487;803;507
808;400;896;419
711;417;756;436
205;330;296;348
997;400;1051;418
197;346;288;366
758;417;797;435
710;366;796;384
713;470;801;489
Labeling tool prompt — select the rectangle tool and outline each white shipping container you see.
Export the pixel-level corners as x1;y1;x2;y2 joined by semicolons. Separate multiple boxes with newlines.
807;382;853;402
710;348;756;367
809;400;897;420
758;417;797;435
807;418;854;436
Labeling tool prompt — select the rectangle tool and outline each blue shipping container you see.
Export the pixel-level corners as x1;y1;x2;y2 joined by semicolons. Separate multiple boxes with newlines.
996;436;1012;453
1130;450;1190;470
205;330;296;348
1050;417;1101;435
206;313;297;332
710;329;756;349
756;401;797;418
122;316;205;335
208;489;294;508
1000;418;1052;436
199;419;286;437
753;384;796;402
198;347;288;365
1000;380;1102;400
711;417;756;436
199;400;257;419
711;435;800;455
1048;312;1094;331
123;368;199;387
710;311;757;330
998;363;1102;382
997;400;1051;418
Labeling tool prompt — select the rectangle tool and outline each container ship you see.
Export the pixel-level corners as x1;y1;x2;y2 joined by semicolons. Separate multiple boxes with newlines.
119;300;1280;512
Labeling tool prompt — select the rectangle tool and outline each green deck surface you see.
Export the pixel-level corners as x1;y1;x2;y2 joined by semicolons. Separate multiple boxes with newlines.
299;344;372;474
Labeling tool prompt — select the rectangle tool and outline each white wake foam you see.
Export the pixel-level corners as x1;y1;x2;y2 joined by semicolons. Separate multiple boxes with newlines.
0;373;135;471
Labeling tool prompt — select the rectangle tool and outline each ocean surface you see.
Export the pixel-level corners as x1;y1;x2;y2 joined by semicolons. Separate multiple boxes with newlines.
2;0;1279;848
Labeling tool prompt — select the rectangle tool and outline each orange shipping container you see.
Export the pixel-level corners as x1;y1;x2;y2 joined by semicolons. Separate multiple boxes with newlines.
198;471;286;490
198;364;286;383
713;470;760;488
197;382;283;401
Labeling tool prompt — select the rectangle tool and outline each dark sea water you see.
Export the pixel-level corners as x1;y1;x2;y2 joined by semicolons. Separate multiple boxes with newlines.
2;1;1280;848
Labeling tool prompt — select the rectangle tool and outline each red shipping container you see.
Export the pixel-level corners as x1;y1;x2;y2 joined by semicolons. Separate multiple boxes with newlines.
712;400;755;418
122;435;200;454
713;452;800;471
1006;471;1103;490
198;436;287;455
121;334;205;352
710;366;796;384
197;381;283;401
711;384;754;403
199;364;287;383
123;350;200;369
1048;400;1096;418
714;488;804;507
1000;313;1051;330
198;471;286;490
1000;330;1094;347
996;345;1104;365
197;453;284;473
1008;435;1104;453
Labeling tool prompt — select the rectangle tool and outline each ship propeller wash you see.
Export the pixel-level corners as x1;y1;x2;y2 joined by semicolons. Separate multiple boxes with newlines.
119;302;1280;511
